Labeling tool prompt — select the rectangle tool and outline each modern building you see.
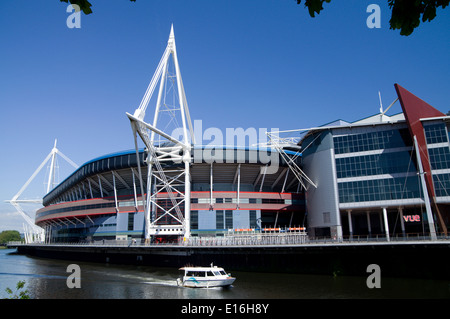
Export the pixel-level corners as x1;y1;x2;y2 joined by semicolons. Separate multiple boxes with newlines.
299;84;450;240
35;146;306;242
35;84;450;243
33;26;450;244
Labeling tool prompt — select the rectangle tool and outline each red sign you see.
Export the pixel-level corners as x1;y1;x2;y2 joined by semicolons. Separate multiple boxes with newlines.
403;215;421;222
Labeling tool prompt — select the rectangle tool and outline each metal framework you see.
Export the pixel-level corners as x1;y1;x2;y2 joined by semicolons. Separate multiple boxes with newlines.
5;140;78;243
266;132;317;191
127;25;195;242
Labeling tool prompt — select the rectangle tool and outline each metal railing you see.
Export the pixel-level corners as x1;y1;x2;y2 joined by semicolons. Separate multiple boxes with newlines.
186;232;308;246
7;231;450;248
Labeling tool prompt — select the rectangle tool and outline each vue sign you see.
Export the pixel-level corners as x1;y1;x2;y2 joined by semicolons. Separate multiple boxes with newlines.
403;215;421;222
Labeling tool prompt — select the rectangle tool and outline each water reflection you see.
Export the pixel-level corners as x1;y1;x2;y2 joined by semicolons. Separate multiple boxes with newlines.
1;249;449;299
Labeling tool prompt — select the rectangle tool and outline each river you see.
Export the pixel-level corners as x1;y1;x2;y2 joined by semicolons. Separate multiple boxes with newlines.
0;248;449;299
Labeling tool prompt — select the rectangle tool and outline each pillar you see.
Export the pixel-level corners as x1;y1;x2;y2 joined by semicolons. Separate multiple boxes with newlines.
382;207;390;242
399;207;405;237
366;211;372;237
347;210;353;239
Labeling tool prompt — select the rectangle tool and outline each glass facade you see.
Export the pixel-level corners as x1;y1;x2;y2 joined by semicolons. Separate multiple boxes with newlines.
425;122;450;197
433;173;450;197
334;127;421;204
338;176;421;203
424;123;448;144
334;128;412;155
335;151;416;178
428;147;450;170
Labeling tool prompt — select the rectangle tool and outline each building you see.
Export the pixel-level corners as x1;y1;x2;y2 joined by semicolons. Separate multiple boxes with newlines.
35;146;306;242
299;84;450;240
33;25;450;244
35;84;450;243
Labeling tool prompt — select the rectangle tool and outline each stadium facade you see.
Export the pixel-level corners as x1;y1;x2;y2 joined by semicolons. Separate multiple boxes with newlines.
35;83;450;243
34;27;450;244
36;146;306;242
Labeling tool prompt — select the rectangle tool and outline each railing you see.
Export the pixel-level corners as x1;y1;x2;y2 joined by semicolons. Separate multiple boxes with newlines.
7;232;450;248
186;232;308;246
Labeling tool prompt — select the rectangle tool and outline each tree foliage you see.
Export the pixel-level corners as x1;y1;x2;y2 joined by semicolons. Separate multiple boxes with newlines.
0;230;21;245
297;0;449;36
4;281;30;299
61;0;448;36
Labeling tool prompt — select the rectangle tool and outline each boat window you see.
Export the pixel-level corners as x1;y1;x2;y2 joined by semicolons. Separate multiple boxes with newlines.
213;271;221;276
186;271;207;277
219;271;227;275
207;271;215;277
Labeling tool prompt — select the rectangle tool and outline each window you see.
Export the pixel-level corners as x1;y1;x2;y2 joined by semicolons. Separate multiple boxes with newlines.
424;123;448;144
334;128;412;155
433;173;450;197
191;211;198;229
249;210;257;228
225;210;233;229
428;147;450;170
338;177;421;203
335;151;417;178
128;213;134;231
216;210;224;229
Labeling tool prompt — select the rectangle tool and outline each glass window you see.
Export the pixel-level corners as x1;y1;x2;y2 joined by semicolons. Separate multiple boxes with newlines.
428;147;450;170
216;210;224;229
190;211;198;229
338;177;421;203
424;123;448;144
334;128;412;155
249;210;257;228
433;173;450;197
335;151;417;178
225;210;233;229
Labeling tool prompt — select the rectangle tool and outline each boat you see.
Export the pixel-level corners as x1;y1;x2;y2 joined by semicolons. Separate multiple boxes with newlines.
177;264;236;288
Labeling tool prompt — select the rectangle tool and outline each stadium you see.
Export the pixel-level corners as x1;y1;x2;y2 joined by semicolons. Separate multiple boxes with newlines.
36;146;306;243
33;27;450;245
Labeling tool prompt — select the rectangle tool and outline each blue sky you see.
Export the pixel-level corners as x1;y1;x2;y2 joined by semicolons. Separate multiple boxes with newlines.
0;0;449;231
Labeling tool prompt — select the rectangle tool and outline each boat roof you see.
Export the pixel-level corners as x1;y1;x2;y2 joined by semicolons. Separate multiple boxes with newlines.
179;266;225;271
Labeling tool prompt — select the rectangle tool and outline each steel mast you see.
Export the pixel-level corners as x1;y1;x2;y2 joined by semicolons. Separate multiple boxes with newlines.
127;25;195;243
5;139;78;243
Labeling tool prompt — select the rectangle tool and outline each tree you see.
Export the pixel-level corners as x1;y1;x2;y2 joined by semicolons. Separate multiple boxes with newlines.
4;281;30;299
0;230;22;245
61;0;448;36
60;0;136;14
296;0;449;36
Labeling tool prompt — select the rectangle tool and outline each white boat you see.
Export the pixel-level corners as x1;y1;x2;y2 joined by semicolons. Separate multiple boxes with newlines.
177;265;236;288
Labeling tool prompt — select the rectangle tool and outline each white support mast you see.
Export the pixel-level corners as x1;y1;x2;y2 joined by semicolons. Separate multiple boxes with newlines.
127;25;195;243
5;140;79;243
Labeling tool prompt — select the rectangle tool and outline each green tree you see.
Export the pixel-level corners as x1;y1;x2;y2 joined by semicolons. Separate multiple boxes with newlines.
0;230;22;245
296;0;449;36
4;281;30;299
60;0;448;36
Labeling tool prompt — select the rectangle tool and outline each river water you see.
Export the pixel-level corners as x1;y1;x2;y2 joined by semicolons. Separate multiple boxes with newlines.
1;248;449;299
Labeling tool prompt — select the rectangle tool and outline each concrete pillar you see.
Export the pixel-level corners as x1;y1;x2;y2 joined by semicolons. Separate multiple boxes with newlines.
379;211;384;232
399;207;405;237
347;210;353;239
366;211;372;237
382;207;390;242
